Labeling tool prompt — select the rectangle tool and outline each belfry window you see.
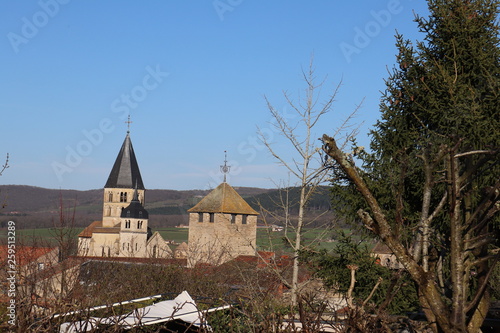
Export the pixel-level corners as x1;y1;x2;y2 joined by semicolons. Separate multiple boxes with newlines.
125;220;131;228
209;213;215;223
198;213;203;222
108;192;113;202
137;221;143;229
242;214;248;225
120;192;127;202
231;214;236;224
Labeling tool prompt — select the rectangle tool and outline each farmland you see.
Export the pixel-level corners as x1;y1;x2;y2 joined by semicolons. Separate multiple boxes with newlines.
0;226;360;252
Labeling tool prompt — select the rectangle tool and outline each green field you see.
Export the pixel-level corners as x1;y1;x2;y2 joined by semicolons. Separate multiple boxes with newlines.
156;227;345;251
156;228;189;244
0;227;85;246
1;226;353;252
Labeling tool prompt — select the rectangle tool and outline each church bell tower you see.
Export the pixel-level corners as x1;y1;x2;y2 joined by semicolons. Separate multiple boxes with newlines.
102;124;145;228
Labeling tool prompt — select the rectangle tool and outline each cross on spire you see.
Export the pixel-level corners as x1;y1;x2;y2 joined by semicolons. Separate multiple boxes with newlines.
125;115;133;133
220;151;231;183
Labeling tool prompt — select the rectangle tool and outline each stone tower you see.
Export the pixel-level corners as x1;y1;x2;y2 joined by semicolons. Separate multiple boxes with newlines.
102;132;145;227
187;182;258;266
77;130;171;258
118;188;150;257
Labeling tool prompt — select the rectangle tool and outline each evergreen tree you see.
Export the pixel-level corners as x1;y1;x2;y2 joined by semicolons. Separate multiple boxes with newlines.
324;1;500;332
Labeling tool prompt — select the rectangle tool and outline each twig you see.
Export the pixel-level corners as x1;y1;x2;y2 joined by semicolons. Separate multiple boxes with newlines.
0;153;9;176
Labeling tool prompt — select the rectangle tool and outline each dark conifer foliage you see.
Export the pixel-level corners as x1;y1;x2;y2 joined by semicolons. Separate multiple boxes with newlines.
325;1;499;332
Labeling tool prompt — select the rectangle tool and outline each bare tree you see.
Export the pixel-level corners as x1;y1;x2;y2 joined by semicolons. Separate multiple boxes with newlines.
259;59;358;305
1;153;9;209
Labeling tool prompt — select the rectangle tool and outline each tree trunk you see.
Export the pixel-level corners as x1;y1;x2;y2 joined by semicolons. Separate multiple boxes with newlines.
322;135;456;332
291;183;307;305
448;153;466;332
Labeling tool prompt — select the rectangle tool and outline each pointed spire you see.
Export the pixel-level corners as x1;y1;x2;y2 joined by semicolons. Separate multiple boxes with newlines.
105;132;145;189
132;183;139;202
220;151;230;183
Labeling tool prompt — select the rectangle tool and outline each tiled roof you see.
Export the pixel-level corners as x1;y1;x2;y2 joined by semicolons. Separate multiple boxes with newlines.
187;182;258;215
104;133;145;189
78;221;101;238
0;246;57;266
371;242;393;254
93;227;120;234
74;256;187;266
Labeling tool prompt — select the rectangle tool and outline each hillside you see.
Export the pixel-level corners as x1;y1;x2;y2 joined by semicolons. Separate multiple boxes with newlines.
0;185;335;230
0;185;275;229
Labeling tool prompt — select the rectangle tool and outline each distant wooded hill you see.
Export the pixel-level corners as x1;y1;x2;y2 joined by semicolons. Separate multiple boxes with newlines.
0;185;334;229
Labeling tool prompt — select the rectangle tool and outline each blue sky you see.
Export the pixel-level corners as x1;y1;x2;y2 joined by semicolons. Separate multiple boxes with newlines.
0;0;429;191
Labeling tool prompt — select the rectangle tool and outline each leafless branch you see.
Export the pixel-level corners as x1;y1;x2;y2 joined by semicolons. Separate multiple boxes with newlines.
0;153;9;176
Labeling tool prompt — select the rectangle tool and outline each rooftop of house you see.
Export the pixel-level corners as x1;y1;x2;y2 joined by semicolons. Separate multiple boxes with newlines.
187;182;258;215
0;245;58;266
78;221;102;238
371;242;393;255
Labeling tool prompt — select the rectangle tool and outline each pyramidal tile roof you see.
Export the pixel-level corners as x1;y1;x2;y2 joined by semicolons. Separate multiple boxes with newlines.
188;182;258;215
105;133;145;189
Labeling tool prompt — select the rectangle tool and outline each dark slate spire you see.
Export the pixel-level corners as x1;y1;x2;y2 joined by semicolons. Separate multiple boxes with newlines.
105;133;145;189
120;187;149;219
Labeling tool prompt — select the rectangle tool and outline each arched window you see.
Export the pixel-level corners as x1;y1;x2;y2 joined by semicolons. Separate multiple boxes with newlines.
137;221;143;229
108;192;113;202
125;220;131;229
152;245;157;258
120;192;127;202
